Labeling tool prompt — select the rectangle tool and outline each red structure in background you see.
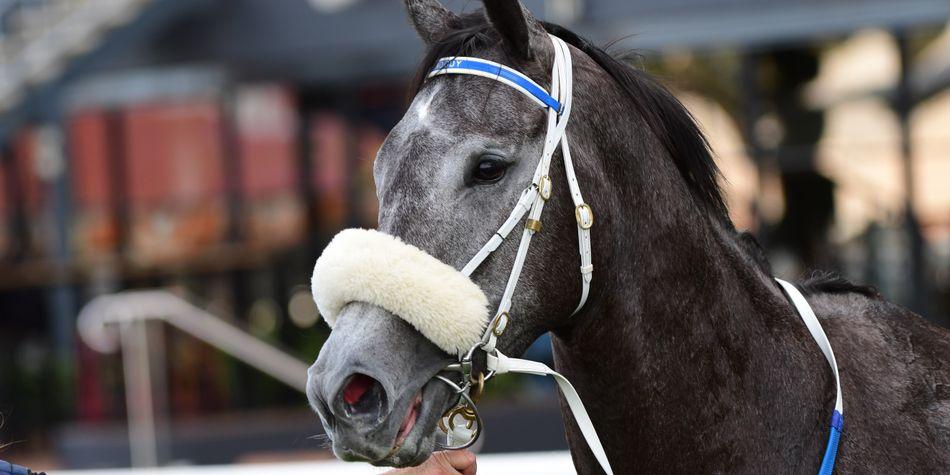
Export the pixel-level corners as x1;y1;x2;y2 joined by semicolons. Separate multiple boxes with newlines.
66;85;372;268
54;81;394;426
310;112;349;234
237;86;305;249
71;109;117;256
12;130;44;216
124;100;227;264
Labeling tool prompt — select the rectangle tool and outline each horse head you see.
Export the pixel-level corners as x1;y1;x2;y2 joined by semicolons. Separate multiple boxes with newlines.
306;0;600;467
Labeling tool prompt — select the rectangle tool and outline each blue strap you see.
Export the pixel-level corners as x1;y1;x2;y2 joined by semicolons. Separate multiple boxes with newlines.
818;410;843;475
775;279;845;474
0;460;34;475
428;57;561;112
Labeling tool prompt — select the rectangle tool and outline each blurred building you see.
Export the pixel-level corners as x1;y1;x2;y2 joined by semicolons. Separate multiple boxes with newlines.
0;0;948;468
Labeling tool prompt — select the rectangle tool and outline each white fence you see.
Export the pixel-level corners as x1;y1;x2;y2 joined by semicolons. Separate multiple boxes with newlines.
77;290;311;468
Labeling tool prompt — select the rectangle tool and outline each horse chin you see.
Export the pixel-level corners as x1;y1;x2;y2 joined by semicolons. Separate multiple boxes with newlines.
375;389;447;468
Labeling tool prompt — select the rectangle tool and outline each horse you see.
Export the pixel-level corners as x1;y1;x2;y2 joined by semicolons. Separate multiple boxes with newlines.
306;0;950;472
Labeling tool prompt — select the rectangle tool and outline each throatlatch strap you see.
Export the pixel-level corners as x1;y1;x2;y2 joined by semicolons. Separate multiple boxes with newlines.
775;278;844;474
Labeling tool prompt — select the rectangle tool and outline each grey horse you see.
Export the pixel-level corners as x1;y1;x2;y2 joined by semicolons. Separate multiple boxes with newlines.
307;0;950;472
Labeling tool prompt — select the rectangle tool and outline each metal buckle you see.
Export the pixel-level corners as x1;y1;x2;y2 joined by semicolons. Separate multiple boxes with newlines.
525;219;542;233
575;203;594;230
491;312;509;337
435;316;507;449
446;344;496;383
538;175;552;201
435;375;483;450
444;359;472;376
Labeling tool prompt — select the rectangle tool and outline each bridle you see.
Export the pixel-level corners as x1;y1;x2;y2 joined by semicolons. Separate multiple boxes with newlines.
312;31;844;475
423;34;844;475
425;34;613;474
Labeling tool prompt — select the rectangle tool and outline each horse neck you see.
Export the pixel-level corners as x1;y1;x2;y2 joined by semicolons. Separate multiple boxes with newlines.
550;91;830;470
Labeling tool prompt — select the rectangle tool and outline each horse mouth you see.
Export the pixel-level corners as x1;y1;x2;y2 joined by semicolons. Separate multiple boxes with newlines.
366;379;449;468
394;391;423;449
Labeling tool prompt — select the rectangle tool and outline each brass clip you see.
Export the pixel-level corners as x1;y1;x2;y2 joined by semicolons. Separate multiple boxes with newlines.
492;311;509;337
538;175;552;201
469;372;485;403
575;204;594;230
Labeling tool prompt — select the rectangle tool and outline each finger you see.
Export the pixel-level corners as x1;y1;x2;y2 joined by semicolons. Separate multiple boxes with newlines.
382;450;477;475
435;450;477;474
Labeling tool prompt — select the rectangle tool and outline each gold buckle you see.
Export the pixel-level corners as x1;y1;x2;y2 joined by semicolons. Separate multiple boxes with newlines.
575;204;594;230
525;219;542;233
492;312;509;337
538;175;552;201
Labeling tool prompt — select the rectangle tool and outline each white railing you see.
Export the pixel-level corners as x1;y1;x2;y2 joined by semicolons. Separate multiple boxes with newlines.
77;290;310;468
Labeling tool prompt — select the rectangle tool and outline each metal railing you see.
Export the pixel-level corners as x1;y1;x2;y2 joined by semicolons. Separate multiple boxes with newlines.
77;290;310;468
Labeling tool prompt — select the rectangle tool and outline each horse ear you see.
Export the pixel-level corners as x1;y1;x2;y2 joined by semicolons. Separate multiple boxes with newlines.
404;0;457;45
482;0;545;61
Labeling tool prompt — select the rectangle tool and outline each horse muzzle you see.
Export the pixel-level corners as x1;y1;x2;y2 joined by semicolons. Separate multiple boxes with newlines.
307;301;458;467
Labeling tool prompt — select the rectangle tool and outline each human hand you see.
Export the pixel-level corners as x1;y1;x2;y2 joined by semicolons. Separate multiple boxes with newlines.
383;450;477;475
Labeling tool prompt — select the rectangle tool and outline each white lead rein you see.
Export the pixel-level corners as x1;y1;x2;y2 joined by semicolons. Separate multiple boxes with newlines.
775;279;843;414
775;278;844;474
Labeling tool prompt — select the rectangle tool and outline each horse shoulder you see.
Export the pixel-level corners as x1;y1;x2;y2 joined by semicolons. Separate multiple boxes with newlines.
806;291;950;472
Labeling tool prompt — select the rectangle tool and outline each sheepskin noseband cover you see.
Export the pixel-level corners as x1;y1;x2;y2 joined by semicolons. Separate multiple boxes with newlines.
311;228;490;354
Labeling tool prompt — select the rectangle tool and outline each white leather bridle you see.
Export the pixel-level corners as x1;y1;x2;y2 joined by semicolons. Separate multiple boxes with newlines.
431;34;593;351
425;35;613;474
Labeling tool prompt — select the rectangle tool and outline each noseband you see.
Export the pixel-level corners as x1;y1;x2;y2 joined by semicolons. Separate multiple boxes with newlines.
312;33;844;475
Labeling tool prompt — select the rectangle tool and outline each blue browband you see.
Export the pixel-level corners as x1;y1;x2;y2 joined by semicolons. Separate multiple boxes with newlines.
428;57;562;112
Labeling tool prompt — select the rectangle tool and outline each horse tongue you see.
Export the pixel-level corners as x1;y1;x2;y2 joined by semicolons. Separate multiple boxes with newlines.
343;374;374;405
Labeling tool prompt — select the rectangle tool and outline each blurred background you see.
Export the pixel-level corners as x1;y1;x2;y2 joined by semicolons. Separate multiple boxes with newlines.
0;0;948;470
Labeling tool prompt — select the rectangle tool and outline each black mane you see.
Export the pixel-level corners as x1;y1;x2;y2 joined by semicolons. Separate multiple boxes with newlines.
410;13;729;220
798;270;880;298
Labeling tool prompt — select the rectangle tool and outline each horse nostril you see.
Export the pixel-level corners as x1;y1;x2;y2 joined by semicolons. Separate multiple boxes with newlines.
341;373;387;419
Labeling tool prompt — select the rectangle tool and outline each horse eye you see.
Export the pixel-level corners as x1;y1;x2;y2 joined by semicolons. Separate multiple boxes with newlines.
472;157;508;184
